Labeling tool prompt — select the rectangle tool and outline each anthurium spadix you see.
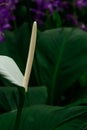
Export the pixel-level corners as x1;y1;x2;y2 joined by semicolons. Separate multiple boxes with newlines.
23;21;37;92
0;21;37;92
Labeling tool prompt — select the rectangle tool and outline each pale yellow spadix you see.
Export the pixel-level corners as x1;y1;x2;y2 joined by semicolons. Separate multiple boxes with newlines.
23;21;37;92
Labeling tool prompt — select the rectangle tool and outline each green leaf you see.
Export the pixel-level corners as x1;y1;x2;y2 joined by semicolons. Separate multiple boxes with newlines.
0;105;87;130
0;86;47;113
79;71;87;87
53;11;62;27
36;28;87;104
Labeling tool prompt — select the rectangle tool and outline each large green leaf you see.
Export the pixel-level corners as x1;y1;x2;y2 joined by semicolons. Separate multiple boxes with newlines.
0;105;87;130
0;86;47;113
36;28;87;104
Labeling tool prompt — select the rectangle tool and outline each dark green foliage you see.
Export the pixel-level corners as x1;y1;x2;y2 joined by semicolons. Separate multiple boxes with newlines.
36;27;87;104
0;23;87;129
0;105;87;130
0;86;47;113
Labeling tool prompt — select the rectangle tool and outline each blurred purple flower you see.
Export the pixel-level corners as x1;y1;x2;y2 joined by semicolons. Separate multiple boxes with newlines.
75;0;87;10
30;0;47;26
57;1;69;12
44;0;60;14
30;0;69;25
44;0;69;13
66;14;78;25
0;0;18;42
79;23;87;31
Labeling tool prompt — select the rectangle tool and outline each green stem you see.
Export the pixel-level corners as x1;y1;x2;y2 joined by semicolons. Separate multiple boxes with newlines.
14;88;25;130
25;0;32;33
13;20;17;32
14;106;23;130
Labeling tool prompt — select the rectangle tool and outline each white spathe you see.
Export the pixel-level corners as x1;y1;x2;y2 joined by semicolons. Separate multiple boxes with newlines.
0;55;23;87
